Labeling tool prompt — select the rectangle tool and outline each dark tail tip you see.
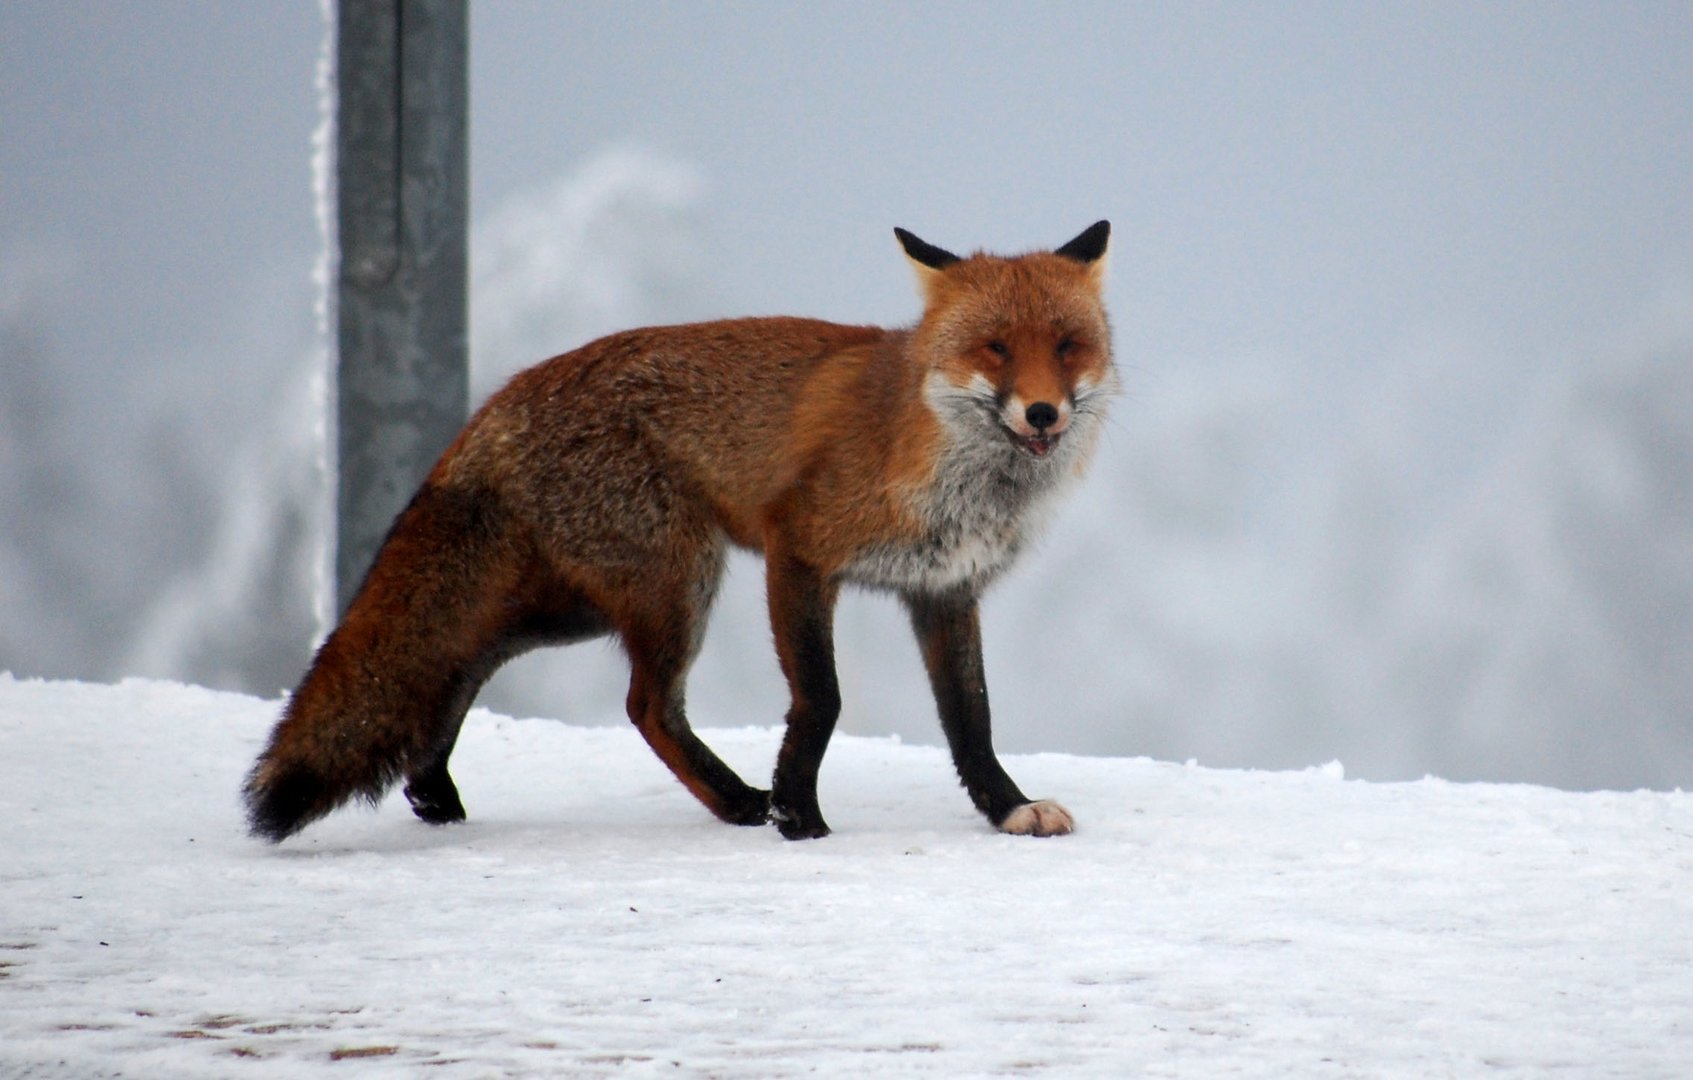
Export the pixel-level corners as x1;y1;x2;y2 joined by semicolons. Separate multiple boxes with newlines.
244;762;332;844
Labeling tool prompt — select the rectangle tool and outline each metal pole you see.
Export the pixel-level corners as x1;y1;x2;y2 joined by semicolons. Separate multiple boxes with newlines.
335;0;468;616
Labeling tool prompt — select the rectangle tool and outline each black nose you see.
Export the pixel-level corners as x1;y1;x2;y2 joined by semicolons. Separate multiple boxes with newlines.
1025;401;1059;431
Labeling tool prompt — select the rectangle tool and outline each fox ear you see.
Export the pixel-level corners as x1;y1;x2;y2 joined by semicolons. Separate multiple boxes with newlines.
895;227;960;305
1055;220;1110;264
1055;220;1110;287
894;227;961;271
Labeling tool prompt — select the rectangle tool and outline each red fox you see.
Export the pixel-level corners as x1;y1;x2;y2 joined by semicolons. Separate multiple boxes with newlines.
245;221;1115;842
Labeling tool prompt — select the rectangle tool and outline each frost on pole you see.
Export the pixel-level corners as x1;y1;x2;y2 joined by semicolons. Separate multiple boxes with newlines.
335;0;468;616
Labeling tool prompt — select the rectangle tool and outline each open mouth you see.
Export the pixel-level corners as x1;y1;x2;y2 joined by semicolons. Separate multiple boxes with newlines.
972;398;1064;458
1009;430;1062;457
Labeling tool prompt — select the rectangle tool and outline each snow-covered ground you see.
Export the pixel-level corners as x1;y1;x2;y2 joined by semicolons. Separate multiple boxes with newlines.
3;676;1689;1077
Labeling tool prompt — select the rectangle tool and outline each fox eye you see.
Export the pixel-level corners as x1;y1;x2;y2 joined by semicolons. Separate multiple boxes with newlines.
1055;337;1076;358
986;340;1011;360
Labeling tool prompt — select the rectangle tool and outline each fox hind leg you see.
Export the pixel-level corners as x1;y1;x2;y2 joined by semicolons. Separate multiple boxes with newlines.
623;631;772;825
402;576;616;826
616;544;770;826
399;671;480;825
403;759;467;824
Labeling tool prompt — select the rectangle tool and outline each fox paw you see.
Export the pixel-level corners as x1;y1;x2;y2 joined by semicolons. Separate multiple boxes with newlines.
721;787;773;827
404;772;466;825
770;801;831;841
998;800;1073;837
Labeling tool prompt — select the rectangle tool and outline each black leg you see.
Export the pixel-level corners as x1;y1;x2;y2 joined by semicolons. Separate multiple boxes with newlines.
904;588;1072;835
404;757;466;824
401;584;614;828
767;552;841;839
401;667;481;826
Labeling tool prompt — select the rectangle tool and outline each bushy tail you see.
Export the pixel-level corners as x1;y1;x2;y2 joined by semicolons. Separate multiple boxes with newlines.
242;640;426;842
243;483;510;843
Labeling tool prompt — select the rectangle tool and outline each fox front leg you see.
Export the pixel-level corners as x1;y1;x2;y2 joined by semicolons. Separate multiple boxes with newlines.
766;550;843;840
903;588;1073;836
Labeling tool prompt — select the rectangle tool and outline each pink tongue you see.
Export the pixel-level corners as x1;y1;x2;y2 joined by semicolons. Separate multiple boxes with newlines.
1027;437;1052;457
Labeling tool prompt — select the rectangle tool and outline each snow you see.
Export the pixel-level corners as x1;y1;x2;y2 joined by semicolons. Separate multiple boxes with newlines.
4;676;1689;1077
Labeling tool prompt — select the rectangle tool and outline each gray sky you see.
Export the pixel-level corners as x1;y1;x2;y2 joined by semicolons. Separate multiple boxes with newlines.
3;3;321;362
478;2;1693;371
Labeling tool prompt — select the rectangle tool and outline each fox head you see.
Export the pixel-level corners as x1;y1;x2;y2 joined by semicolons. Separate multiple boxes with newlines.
897;221;1115;466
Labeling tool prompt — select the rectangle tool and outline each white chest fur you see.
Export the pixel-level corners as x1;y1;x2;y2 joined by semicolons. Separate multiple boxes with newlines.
842;378;1095;593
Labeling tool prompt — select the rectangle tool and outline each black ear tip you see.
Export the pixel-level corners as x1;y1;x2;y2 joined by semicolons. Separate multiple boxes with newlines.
1056;220;1111;264
895;227;962;270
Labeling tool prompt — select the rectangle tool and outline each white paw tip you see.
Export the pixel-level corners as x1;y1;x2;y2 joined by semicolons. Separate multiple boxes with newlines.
999;799;1074;837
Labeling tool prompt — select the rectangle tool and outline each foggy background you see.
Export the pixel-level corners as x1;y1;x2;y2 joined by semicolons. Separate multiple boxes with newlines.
3;2;1690;790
